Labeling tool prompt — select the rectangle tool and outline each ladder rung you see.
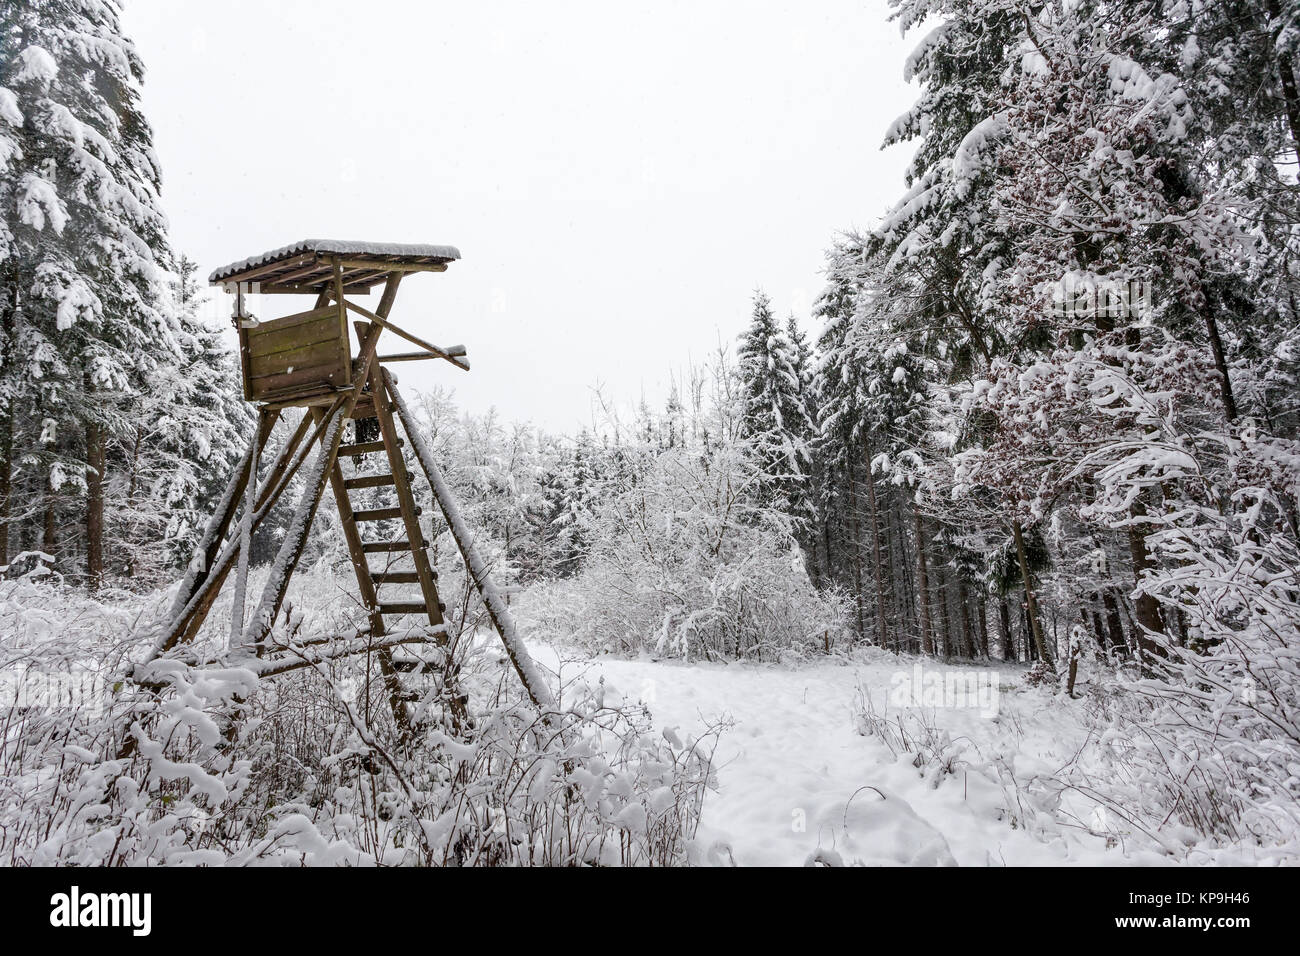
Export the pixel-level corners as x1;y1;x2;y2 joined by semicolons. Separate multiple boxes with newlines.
354;507;404;522
372;571;421;584
380;602;432;615
345;474;395;489
362;540;425;554
339;439;400;457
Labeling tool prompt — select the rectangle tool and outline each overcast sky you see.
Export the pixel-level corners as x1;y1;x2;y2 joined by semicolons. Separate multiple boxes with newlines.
122;0;919;433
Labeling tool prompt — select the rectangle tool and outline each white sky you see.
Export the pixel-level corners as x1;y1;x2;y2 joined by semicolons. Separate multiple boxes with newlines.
122;0;919;433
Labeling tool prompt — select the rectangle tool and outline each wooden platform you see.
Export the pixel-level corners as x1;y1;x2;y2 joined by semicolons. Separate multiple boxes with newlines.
213;240;464;404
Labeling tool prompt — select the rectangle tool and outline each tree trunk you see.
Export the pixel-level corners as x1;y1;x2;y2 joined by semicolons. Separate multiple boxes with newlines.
845;463;867;640
861;439;890;648
888;499;916;651
0;261;15;567
1088;605;1109;651
976;595;990;657
913;502;933;655
1012;520;1052;662
0;405;10;566
1125;499;1165;663
1267;0;1300;157
86;420;105;590
42;496;57;559
959;583;976;659
999;598;1013;661
936;564;953;658
807;504;824;590
1023;598;1037;661
821;503;834;590
1203;307;1237;422
1101;588;1127;653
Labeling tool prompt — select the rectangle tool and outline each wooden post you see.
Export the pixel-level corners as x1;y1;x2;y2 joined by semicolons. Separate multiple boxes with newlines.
229;413;263;654
166;410;283;623
332;259;352;389
157;412;312;651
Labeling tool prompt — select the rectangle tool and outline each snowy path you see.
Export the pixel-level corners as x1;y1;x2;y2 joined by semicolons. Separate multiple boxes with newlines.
534;646;1155;866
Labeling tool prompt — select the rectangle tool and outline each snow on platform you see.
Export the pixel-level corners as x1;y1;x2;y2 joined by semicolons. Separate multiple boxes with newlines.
209;239;461;284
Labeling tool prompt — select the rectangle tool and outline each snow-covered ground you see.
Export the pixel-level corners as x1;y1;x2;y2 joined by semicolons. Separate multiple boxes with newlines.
5;571;1289;867
535;645;1176;866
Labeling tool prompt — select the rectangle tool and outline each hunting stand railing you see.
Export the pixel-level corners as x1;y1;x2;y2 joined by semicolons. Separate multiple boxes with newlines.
127;240;552;751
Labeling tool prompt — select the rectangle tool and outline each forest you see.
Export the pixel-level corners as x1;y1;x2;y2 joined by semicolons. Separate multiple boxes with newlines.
1;0;1298;869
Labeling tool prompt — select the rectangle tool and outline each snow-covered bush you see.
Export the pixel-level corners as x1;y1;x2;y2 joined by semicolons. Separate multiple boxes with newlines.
853;683;966;781
1075;419;1300;850
0;572;721;866
518;442;851;661
1022;661;1058;689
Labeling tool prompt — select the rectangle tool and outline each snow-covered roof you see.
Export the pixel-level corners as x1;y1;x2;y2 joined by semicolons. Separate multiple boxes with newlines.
209;239;461;291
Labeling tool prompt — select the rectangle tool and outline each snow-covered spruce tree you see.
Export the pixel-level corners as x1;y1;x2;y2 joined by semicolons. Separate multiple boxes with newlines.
1155;0;1300;440
814;251;890;645
109;257;250;585
781;311;830;584
801;1;1049;660
940;1;1242;664
736;291;814;516
526;433;578;581
816;237;993;657
865;2;1193;666
864;0;1072;661
0;0;207;587
546;426;604;576
736;295;838;610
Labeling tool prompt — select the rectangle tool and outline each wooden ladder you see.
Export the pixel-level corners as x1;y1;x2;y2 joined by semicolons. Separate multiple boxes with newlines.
315;374;461;734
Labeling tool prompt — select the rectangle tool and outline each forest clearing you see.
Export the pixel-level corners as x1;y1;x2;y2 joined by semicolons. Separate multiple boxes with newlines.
0;0;1297;905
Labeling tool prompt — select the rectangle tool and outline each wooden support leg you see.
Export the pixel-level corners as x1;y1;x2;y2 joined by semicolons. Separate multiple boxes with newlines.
165;409;280;624
152;410;315;656
240;402;351;650
386;370;554;710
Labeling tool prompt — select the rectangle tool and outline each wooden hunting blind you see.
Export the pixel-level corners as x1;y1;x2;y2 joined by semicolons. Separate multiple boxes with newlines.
130;240;551;751
212;240;464;403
